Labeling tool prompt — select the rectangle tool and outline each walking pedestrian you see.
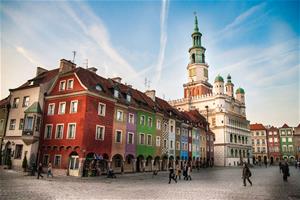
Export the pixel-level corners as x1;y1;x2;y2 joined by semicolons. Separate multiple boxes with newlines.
168;165;177;184
183;162;187;180
242;163;252;186
264;160;267;168
279;161;282;173
282;161;290;182
186;164;192;181
47;162;53;178
175;164;181;180
37;163;43;179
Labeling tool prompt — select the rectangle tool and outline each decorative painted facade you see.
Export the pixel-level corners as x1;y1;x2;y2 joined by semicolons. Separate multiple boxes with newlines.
250;123;268;164
279;124;295;161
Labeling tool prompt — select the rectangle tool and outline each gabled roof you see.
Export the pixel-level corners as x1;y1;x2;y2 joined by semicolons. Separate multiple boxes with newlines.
297;124;300;128
10;68;59;92
250;123;266;130
281;123;290;128
268;126;278;131
0;96;10;107
24;102;42;114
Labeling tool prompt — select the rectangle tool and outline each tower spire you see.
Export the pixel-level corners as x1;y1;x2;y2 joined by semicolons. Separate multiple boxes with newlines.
194;12;199;32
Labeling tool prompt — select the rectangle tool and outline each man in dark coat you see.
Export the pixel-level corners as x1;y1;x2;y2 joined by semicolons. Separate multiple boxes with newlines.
37;163;43;179
282;161;290;182
168;165;177;184
242;163;252;186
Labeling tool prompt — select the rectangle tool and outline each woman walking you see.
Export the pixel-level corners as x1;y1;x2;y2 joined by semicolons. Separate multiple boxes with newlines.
175;164;181;180
242;163;252;186
282;161;290;182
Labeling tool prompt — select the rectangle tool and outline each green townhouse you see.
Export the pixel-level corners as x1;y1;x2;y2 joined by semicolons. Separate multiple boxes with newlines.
136;109;156;172
279;123;295;161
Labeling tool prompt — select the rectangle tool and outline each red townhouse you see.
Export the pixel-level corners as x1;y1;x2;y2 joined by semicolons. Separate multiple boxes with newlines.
266;126;281;164
40;59;115;176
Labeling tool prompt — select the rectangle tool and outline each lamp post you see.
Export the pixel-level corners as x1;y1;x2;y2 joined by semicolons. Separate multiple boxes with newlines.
205;105;210;167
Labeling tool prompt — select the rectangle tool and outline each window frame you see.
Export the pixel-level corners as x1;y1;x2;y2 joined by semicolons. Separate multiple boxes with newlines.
116;110;123;121
147;134;152;146
156;136;160;147
12;97;20;108
55;124;64;139
95;125;105;140
44;124;53;139
70;100;78;114
127;132;134;144
47;103;55;115
9;119;16;130
58;102;66;114
115;129;122;143
54;154;62;167
67;123;76;139
67;79;74;90
139;133;145;145
98;102;106;116
128;113;134;124
59;80;66;91
22;96;30;107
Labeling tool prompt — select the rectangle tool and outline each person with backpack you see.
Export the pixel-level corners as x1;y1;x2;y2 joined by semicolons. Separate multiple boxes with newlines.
242;163;252;186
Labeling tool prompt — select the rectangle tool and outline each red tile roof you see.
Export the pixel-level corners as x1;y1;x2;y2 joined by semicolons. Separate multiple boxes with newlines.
250;123;266;130
0;96;10;107
281;123;290;128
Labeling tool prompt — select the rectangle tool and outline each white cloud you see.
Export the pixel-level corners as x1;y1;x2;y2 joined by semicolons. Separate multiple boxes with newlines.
153;0;169;86
15;46;42;66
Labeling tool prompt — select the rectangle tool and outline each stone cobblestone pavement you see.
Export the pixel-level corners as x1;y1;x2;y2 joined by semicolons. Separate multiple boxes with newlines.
0;166;300;200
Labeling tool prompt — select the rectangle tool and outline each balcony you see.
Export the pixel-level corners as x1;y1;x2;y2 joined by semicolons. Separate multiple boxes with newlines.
22;130;39;145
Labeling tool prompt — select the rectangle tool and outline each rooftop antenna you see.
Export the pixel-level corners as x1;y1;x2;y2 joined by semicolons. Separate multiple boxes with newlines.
72;51;76;63
83;59;88;69
144;78;148;90
147;80;151;89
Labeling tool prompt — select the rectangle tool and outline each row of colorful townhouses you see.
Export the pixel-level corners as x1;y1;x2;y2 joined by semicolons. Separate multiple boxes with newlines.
0;59;215;176
250;123;300;164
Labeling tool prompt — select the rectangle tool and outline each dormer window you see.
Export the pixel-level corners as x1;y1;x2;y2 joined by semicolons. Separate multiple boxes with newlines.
59;80;66;91
126;94;131;102
114;89;119;98
96;84;102;91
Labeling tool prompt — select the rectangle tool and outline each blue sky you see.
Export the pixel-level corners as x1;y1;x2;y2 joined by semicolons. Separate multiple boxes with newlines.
0;0;299;127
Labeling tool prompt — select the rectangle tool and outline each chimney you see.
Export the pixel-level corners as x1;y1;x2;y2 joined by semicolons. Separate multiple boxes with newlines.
145;90;156;101
59;59;76;73
87;67;97;73
36;67;48;76
127;85;132;88
112;77;122;83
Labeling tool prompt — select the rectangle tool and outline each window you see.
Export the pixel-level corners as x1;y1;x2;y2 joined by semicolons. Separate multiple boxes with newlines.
288;145;293;152
48;103;55;115
288;137;292;142
22;96;30;107
114;89;119;98
176;128;180;135
189;143;191;152
170;140;173;149
24;116;33;131
148;117;153;127
128;113;134;124
9;119;16;130
128;132;134;144
184;143;188;151
256;139;260;145
43;154;49;166
274;138;278;143
262;139;265;144
274;131;277;135
252;139;254;145
54;155;61;167
96;84;102;91
59;80;66;91
35;117;41;131
156;136;160;146
282;137;286;142
156;120;161;130
67;79;74;90
98;103;106;116
282;145;287;152
188;130;192;137
257;147;260;152
19;118;24;130
139;133;145;145
262;147;266;152
176;141;180;150
287;131;291;135
261;131;265;136
147;134;152;146
163;139;167;148
140;115;145;125
96;125;105;140
126;94;131;102
269;131;273;135
269;138;273;143
14;145;23;159
12;98;19;108
44;124;53;139
70;100;78;113
256;132;259;136
170;125;174;133
115;130;122;143
55;124;64;139
67;123;76;139
116;110;123;121
58;102;66;114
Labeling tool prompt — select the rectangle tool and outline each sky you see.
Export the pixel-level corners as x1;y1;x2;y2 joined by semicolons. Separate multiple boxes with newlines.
0;0;299;127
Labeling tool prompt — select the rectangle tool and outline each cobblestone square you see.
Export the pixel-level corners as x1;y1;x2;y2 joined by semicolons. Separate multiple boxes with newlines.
1;166;300;200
